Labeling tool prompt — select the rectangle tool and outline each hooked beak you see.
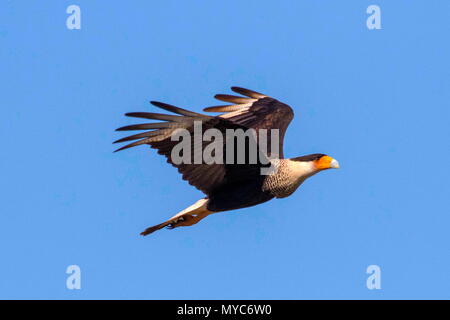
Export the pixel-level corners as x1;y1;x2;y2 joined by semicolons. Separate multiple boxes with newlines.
330;158;340;169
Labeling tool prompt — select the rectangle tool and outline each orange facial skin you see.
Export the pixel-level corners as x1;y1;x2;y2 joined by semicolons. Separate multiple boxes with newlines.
314;155;334;170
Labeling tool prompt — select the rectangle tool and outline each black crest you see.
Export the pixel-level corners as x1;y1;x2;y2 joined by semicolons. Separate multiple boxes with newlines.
291;153;325;162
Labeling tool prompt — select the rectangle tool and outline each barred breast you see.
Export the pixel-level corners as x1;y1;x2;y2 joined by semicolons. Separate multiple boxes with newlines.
262;159;316;198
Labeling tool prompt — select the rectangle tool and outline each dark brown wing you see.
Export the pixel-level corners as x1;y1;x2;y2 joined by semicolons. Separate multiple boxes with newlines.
114;101;270;196
204;87;294;158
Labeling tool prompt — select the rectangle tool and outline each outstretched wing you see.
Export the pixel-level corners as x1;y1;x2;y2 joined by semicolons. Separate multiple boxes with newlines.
114;101;269;196
204;87;294;158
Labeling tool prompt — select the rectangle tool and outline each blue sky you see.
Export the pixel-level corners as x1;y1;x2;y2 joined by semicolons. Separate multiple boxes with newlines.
1;0;449;299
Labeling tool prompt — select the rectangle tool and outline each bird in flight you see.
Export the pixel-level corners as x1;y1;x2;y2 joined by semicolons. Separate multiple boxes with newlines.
114;87;339;235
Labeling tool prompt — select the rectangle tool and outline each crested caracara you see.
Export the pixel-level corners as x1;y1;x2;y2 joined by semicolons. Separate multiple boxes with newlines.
114;87;339;235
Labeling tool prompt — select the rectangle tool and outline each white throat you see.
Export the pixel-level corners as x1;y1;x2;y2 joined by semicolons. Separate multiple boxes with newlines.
285;159;317;179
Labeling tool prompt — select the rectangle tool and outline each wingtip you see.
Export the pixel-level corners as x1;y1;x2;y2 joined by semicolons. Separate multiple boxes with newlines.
203;106;221;112
203;106;214;112
231;86;245;92
230;86;266;98
113;142;137;152
149;101;169;108
124;112;141;117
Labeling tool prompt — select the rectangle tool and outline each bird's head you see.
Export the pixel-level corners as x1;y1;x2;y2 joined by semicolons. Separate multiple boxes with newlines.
292;153;340;171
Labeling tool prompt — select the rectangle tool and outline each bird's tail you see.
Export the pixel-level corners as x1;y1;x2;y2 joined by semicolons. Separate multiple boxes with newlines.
140;198;212;236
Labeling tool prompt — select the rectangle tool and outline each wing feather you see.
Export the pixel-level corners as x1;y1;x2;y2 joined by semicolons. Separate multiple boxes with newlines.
231;86;267;99
203;104;251;113
150;101;205;117
114;99;270;195
214;94;257;104
204;87;294;158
